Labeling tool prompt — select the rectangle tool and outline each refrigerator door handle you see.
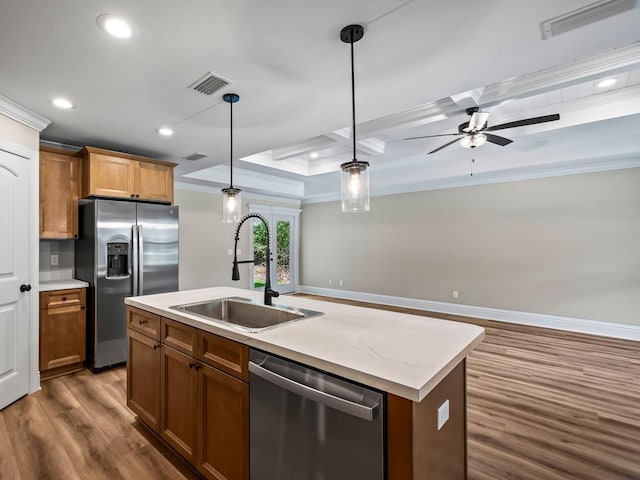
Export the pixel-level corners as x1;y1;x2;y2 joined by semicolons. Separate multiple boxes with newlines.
132;225;139;296
138;225;144;295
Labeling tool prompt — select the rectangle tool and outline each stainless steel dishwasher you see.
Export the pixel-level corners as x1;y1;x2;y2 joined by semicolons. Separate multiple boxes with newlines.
249;349;385;480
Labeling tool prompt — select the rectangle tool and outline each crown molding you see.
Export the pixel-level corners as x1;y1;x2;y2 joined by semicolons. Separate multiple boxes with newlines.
302;154;640;204
174;181;301;206
0;95;50;132
481;42;640;105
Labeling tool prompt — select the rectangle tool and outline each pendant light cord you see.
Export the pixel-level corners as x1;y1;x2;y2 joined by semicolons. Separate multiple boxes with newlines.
350;36;357;161
229;100;234;188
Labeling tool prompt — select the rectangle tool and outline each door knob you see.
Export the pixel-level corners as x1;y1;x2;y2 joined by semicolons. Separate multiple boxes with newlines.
20;284;32;292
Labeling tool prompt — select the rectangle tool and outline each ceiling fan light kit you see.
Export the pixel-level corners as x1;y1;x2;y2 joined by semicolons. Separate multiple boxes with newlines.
221;93;242;223
339;24;370;213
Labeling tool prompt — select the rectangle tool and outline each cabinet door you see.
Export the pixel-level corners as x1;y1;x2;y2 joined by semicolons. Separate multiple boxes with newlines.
197;363;249;480
127;330;161;433
39;151;80;238
86;153;135;199
135;161;173;203
161;345;198;463
40;304;86;371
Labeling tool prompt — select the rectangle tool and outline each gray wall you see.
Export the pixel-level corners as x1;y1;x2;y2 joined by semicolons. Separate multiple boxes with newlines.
300;168;640;326
175;188;300;291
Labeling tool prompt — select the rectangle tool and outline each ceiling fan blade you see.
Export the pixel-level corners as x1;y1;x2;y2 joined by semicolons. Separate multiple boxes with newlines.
468;111;490;131
485;113;560;132
428;137;461;154
485;134;513;146
405;133;462;140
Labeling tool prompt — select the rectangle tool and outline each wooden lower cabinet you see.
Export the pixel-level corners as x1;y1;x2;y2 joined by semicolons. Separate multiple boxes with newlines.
127;308;249;480
197;362;249;480
160;345;198;463
39;288;86;379
127;330;161;433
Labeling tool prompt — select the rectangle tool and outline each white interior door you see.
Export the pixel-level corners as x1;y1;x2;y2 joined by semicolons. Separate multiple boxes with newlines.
0;149;31;410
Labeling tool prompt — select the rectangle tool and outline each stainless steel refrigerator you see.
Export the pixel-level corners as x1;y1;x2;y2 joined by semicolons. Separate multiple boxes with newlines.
75;199;179;370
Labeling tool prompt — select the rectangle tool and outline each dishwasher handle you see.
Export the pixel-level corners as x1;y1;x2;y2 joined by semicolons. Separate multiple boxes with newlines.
249;360;378;422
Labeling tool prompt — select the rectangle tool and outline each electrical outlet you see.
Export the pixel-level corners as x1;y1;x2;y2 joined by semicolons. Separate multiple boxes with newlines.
227;249;241;256
437;399;450;430
328;279;333;285
50;254;59;266
339;280;344;286
452;290;459;299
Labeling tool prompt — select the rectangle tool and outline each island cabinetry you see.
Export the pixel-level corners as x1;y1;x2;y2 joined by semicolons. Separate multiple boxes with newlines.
127;308;249;480
39;288;86;380
39;147;81;239
81;146;175;204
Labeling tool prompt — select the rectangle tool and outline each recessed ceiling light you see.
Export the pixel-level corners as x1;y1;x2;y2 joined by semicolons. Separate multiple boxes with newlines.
97;14;132;39
597;78;617;88
156;127;173;137
310;152;319;159
51;98;74;109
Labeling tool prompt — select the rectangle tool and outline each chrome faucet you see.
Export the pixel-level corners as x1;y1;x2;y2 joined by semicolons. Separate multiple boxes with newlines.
232;213;280;306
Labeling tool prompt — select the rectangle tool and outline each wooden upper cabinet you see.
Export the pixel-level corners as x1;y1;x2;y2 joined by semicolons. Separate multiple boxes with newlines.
81;146;175;204
39;148;81;239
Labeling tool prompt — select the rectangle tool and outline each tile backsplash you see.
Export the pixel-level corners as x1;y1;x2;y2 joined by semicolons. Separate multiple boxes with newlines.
39;239;75;281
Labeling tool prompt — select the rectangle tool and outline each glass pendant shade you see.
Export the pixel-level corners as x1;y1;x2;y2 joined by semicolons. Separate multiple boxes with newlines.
221;187;242;223
460;133;487;148
341;160;370;212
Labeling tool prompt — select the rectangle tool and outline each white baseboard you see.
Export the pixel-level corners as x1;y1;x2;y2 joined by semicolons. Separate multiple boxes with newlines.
298;286;640;342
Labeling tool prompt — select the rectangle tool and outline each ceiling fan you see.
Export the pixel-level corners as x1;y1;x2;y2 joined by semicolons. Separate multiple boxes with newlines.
405;107;560;154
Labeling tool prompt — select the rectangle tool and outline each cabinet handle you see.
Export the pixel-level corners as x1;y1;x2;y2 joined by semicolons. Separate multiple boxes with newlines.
194;364;202;371
62;297;67;301
131;194;135;198
80;306;86;310
153;344;159;350
136;194;140;198
189;362;196;369
138;319;148;325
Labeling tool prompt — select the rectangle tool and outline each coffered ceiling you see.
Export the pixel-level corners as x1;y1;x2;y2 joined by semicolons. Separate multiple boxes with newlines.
0;0;639;201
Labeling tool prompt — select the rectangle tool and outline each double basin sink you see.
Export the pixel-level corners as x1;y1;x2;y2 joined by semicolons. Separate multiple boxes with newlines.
170;296;323;333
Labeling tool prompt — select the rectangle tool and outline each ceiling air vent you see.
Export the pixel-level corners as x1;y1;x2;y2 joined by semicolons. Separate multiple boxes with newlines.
183;152;209;161
541;0;636;39
188;71;233;96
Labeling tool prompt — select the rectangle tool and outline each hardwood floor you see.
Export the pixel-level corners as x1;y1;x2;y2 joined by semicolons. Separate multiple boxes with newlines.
0;368;198;480
1;295;638;479
298;294;640;480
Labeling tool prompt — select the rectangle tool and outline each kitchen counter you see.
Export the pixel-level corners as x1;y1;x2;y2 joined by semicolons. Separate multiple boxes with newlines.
40;279;89;292
126;287;484;402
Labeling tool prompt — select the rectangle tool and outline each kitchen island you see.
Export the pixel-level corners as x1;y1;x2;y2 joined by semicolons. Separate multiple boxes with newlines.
125;287;484;480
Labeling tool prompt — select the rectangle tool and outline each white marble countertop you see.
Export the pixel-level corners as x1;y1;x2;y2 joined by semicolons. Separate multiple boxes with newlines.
125;287;484;402
40;279;89;292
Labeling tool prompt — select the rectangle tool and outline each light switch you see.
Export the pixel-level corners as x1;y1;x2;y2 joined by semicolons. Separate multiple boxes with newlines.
437;399;449;430
51;254;59;266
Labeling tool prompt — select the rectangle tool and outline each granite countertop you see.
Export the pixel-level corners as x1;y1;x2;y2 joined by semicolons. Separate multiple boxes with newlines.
40;279;90;292
125;287;484;402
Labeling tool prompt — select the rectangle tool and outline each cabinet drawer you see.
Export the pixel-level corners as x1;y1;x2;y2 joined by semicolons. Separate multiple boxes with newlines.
41;288;86;310
128;307;161;340
196;331;249;382
161;317;197;356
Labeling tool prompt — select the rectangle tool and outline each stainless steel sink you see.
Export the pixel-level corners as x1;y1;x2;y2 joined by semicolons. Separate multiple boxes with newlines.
169;296;323;333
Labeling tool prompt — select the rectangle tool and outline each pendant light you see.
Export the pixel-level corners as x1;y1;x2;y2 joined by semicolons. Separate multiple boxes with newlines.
221;93;242;223
340;24;369;212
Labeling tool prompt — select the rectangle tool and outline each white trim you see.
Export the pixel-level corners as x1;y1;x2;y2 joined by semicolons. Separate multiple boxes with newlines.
174;181;301;206
302;155;640;204
298;286;640;342
248;204;302;216
0;95;50;132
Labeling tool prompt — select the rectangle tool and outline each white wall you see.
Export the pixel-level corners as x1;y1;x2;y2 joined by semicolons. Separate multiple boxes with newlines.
174;188;300;291
300;167;640;326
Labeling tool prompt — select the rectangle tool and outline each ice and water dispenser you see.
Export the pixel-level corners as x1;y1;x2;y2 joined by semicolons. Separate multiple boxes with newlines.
107;242;129;278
